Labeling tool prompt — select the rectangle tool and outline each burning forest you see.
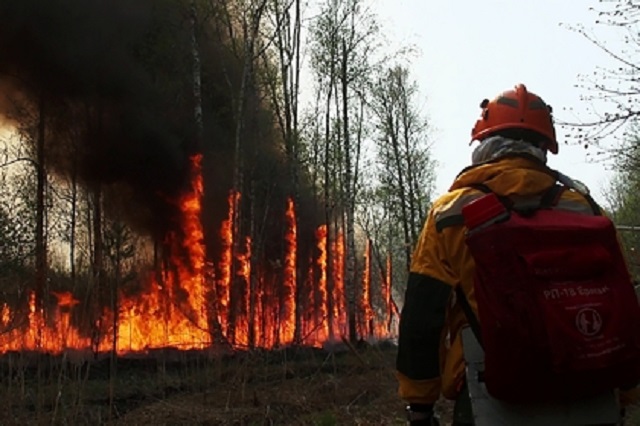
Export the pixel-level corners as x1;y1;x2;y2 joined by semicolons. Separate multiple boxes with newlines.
0;0;401;357
0;154;397;355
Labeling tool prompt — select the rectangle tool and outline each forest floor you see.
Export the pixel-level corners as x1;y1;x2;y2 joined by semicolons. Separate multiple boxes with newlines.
0;342;637;425
0;341;415;425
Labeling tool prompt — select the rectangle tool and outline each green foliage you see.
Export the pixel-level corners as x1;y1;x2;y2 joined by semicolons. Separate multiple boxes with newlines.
606;134;640;281
362;64;436;286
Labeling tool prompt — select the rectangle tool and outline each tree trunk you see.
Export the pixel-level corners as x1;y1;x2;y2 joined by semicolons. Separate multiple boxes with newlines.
34;91;47;423
403;148;419;244
248;180;257;349
228;4;255;345
191;0;226;345
291;0;303;346
109;226;121;421
191;0;203;152
341;39;357;343
388;114;412;271
386;252;394;332
35;94;47;316
323;78;334;341
364;238;373;337
274;0;303;345
69;162;77;290
91;184;103;353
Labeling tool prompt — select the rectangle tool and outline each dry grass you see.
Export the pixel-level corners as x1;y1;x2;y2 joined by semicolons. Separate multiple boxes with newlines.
0;345;636;425
113;344;407;425
0;343;409;425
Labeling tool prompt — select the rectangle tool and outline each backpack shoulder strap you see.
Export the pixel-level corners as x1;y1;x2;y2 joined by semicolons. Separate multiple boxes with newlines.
583;193;602;216
468;183;564;212
553;170;602;216
536;182;602;216
467;184;515;210
539;184;565;209
467;183;492;194
455;286;483;348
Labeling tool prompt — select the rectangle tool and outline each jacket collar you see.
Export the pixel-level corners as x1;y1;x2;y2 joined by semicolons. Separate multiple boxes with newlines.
450;155;558;195
471;135;548;165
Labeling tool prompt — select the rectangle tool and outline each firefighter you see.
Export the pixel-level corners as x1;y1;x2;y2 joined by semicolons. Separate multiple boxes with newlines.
396;84;640;425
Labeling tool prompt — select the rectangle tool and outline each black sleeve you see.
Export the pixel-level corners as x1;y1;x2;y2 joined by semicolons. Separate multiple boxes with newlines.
396;272;452;380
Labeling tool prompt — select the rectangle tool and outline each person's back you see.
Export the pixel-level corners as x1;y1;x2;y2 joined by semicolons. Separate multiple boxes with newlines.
396;84;640;425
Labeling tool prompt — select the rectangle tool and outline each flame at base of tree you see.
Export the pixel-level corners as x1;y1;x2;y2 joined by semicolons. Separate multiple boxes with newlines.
314;225;328;342
281;198;297;344
0;156;397;355
358;238;373;338
331;230;347;338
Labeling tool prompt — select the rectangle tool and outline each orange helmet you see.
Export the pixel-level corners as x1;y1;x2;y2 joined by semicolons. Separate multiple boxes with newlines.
471;84;558;154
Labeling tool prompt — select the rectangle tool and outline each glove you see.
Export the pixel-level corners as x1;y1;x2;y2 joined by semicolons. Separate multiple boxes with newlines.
406;403;438;425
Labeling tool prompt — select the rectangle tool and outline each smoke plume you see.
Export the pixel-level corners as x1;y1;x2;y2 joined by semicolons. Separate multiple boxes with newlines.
0;0;318;255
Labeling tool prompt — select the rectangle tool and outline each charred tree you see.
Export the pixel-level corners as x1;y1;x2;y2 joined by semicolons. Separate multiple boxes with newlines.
91;184;103;353
264;0;304;344
68;146;79;291
35;94;47;318
222;0;268;346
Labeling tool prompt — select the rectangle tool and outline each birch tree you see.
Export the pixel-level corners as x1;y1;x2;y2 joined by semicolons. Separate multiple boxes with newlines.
214;0;269;345
309;0;380;342
371;65;435;271
261;0;304;343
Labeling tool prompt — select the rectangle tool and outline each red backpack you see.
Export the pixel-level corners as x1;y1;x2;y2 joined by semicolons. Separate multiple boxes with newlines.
458;184;640;403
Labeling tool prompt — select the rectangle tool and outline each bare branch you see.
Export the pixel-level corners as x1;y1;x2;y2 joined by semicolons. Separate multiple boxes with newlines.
0;157;37;170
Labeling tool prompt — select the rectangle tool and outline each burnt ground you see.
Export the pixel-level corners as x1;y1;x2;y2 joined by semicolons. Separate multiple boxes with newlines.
0;344;637;425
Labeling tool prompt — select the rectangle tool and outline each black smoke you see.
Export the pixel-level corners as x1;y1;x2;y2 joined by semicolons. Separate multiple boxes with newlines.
0;0;195;235
0;0;321;264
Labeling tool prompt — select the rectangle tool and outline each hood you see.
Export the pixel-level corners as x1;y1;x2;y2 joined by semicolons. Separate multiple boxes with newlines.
451;136;557;196
471;135;547;165
452;136;591;196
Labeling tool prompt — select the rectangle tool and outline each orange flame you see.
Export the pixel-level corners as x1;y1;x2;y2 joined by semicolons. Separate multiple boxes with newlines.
378;253;392;338
280;198;297;344
315;225;329;343
360;238;373;338
218;191;238;336
234;236;251;347
331;230;346;338
115;154;210;351
52;291;80;309
180;154;207;329
388;254;400;334
0;156;398;355
1;304;9;326
0;292;87;354
253;273;264;348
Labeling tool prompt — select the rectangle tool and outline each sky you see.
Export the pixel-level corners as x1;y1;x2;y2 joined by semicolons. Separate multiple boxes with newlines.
367;0;625;204
1;0;626;208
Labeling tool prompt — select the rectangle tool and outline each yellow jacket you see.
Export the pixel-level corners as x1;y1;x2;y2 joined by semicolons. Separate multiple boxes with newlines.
395;154;638;406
